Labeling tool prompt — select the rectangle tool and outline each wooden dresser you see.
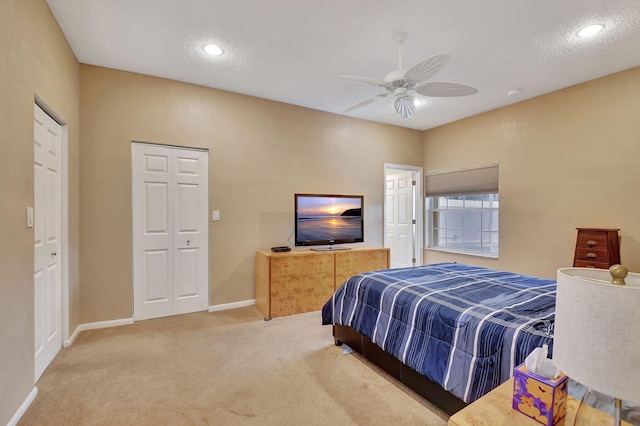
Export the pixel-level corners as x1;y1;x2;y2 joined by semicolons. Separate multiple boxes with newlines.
573;228;620;269
255;247;389;320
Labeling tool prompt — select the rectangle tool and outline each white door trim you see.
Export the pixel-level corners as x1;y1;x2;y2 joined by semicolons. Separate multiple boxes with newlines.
383;164;424;266
34;95;69;347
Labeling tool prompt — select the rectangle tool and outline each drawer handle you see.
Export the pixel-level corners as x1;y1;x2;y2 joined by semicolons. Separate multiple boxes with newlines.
586;252;597;258
586;240;597;247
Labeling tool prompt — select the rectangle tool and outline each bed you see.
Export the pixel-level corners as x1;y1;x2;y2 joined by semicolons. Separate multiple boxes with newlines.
321;262;556;414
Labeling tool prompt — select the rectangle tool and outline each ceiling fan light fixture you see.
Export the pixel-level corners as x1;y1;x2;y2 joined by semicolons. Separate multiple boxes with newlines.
577;24;604;38
394;95;415;119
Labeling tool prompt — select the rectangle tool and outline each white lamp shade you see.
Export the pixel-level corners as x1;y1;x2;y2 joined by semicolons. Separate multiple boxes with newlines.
553;268;640;404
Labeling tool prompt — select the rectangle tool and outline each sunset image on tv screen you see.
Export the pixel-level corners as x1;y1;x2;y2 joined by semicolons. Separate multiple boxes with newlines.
296;196;362;242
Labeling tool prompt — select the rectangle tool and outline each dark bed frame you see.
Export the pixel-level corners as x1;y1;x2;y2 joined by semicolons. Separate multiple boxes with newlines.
333;324;467;416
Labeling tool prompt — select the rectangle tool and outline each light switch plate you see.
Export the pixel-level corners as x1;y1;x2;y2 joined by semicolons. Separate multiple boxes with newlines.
27;207;34;228
212;210;220;221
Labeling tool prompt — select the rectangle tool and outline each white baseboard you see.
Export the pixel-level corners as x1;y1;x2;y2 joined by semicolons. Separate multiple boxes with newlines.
64;302;256;346
209;299;255;312
64;317;134;347
8;386;38;426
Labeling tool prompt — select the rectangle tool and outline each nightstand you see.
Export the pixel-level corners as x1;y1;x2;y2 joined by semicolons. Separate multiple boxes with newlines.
448;378;628;426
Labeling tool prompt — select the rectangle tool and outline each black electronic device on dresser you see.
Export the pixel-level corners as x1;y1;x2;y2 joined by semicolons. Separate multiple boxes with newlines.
270;246;291;253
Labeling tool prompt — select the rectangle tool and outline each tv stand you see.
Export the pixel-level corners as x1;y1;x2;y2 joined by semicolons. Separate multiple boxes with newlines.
310;246;351;251
255;247;390;319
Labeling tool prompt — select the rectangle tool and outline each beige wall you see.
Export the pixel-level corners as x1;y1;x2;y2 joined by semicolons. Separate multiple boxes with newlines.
423;67;640;279
79;65;423;323
0;0;80;423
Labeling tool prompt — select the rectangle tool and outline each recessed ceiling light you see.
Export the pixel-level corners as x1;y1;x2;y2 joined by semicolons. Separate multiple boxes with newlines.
204;44;223;56
577;24;604;38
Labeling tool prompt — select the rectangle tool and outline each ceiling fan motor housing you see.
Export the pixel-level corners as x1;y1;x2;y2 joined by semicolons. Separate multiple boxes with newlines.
385;69;407;86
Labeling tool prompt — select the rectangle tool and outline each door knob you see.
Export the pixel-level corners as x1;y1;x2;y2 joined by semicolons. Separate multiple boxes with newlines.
51;252;57;257
187;240;191;246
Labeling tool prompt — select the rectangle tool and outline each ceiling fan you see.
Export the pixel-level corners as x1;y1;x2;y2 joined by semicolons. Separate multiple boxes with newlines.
340;32;478;119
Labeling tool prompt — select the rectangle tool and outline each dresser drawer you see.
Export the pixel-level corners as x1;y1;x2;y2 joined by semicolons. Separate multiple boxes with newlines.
575;248;609;262
270;254;333;278
335;250;389;287
574;259;611;269
271;272;334;296
271;290;335;317
575;233;608;249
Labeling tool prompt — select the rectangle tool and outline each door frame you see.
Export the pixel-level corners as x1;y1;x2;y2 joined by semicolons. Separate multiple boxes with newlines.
34;95;70;350
383;164;424;266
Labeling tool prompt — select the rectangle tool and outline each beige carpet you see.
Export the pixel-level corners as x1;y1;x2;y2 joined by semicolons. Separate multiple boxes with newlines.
20;307;448;425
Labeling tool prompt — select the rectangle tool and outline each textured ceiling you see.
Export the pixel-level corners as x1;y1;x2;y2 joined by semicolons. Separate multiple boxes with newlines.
46;0;640;130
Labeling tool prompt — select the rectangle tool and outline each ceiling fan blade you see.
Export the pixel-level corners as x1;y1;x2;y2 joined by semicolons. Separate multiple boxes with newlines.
339;75;388;87
415;82;479;97
404;54;450;84
343;93;389;113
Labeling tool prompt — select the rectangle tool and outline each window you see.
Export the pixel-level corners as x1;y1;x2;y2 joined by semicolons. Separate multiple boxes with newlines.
425;165;499;257
428;194;499;256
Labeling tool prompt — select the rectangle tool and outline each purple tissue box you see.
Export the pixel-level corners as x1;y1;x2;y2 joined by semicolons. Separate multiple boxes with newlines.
512;363;568;426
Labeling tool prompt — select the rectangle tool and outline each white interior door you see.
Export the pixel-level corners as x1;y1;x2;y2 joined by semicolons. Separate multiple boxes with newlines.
34;103;62;381
171;151;209;315
384;165;424;268
133;143;209;321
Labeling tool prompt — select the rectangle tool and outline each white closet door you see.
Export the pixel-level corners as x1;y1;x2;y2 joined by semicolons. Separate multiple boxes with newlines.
34;103;62;381
172;150;208;315
133;143;208;321
133;145;173;320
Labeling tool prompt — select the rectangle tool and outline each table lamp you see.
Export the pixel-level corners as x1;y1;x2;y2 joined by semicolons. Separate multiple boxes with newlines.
553;266;640;425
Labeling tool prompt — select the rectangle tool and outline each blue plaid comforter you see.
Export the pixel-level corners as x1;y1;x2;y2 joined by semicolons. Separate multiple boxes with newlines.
321;262;556;403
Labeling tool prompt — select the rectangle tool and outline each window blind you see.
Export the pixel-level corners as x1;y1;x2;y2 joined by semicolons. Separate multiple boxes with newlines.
425;164;499;197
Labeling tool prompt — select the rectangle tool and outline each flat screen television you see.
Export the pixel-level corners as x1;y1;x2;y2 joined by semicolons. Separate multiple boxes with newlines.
294;194;364;249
